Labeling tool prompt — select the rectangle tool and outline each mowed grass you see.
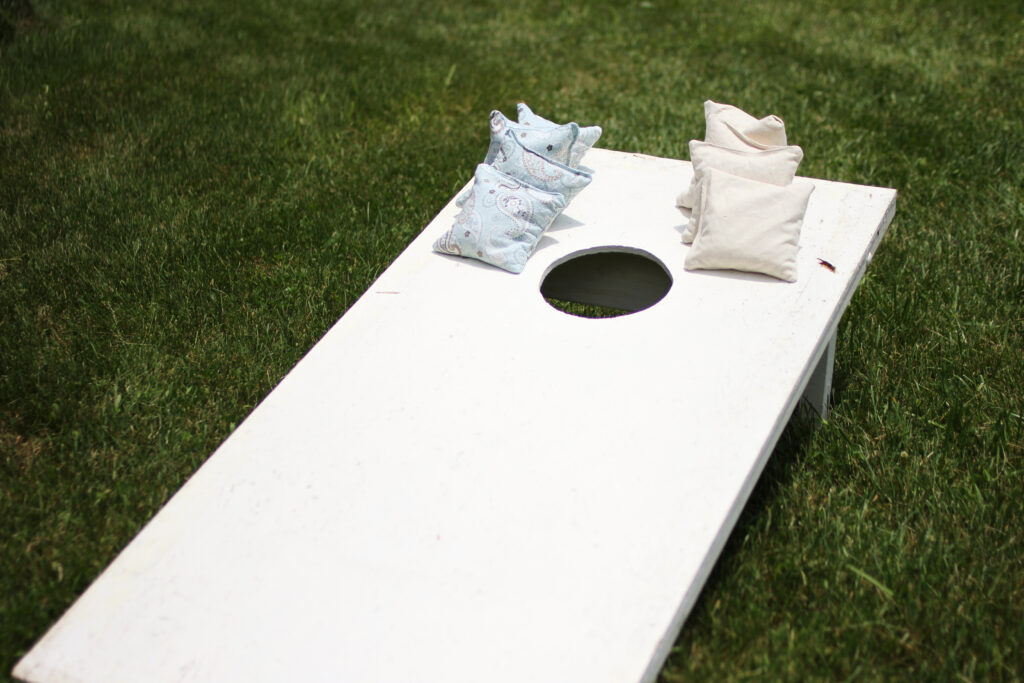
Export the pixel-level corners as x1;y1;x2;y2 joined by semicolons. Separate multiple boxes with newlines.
1;0;1022;679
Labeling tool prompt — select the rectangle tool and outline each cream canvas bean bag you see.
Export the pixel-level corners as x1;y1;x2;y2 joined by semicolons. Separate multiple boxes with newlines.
677;100;789;209
684;168;815;283
703;100;788;151
680;140;804;243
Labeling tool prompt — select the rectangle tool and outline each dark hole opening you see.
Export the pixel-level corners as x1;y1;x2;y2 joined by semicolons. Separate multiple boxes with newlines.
541;249;672;318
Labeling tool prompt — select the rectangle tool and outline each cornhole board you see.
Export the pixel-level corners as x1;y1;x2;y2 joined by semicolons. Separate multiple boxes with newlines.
14;148;896;683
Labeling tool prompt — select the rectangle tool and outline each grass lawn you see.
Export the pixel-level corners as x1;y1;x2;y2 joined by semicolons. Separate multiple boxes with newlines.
2;0;1022;679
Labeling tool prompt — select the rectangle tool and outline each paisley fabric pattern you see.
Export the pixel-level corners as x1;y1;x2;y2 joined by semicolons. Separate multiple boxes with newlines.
491;129;593;204
516;103;602;169
433;164;566;274
441;104;601;273
483;110;578;167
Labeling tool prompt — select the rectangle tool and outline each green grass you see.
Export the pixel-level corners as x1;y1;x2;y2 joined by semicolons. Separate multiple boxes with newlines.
2;0;1022;679
544;298;632;318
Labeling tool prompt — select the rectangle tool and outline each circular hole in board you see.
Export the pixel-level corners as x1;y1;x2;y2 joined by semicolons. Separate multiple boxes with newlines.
540;247;672;319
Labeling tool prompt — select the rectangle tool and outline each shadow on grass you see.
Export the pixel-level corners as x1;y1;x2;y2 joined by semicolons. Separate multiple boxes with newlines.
659;405;821;680
0;0;55;44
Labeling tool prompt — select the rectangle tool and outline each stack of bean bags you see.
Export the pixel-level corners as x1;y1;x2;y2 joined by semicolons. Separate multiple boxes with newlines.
433;104;602;273
679;101;814;282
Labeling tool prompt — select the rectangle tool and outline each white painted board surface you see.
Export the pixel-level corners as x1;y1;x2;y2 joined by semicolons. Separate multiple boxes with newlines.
14;148;896;683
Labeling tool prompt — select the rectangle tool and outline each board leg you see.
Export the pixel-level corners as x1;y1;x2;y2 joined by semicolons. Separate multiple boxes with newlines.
801;330;836;419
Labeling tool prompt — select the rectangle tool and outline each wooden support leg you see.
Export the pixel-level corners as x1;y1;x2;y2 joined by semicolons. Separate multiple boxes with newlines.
802;330;836;419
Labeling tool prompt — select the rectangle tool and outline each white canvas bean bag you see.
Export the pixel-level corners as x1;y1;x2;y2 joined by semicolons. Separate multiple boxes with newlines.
684;168;814;283
677;100;790;209
703;100;788;151
680;141;804;243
